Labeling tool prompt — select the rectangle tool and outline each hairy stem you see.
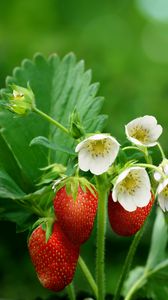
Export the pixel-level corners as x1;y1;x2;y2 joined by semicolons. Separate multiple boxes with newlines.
113;227;145;300
96;175;108;300
78;256;98;298
33;107;69;134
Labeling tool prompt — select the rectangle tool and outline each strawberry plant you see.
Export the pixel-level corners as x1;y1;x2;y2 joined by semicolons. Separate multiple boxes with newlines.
0;53;167;300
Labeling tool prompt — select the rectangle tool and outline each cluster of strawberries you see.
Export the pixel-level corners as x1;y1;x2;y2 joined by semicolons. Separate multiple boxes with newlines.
28;184;154;292
28;185;98;292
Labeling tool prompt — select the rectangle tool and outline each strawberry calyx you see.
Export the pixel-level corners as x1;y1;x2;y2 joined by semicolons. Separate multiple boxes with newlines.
29;215;56;243
52;176;97;201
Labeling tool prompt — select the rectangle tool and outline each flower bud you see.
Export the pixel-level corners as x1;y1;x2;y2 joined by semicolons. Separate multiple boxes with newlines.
69;108;85;139
7;84;35;115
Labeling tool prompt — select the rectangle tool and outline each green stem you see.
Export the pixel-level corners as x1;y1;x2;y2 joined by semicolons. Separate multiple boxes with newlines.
143;147;153;165
15;198;47;217
78;256;98;298
95;175;108;300
66;283;76;300
122;146;144;153
33;107;69;134
136;163;166;178
113;227;145;300
122;146;153;165
157;142;166;160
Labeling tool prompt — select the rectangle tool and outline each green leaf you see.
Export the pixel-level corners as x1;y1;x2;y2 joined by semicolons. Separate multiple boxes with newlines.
0;198;33;230
37;163;66;186
0;169;25;199
30;135;75;155
123;208;168;300
146;260;168;300
146;208;168;270
0;133;29;191
23;185;55;213
123;261;168;299
123;266;146;296
0;53;106;189
0;184;54;229
146;282;168;300
0;170;33;230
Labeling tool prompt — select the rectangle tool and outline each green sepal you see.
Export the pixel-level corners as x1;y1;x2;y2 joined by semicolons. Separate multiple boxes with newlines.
54;176;97;202
69;108;85;139
37;163;66;186
45;217;55;243
29;215;55;243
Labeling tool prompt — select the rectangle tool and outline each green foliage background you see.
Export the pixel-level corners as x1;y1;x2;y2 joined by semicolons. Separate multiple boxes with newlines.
0;0;168;299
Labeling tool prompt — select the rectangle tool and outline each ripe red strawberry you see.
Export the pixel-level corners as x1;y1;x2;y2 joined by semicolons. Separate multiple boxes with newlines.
108;193;154;236
28;222;79;291
53;185;98;244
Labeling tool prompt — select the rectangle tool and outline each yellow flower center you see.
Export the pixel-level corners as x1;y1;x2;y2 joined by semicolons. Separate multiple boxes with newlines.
130;126;150;143
119;171;141;195
87;139;111;157
162;185;168;198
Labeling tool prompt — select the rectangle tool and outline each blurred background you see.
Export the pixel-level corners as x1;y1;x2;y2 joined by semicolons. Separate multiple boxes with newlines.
0;0;168;299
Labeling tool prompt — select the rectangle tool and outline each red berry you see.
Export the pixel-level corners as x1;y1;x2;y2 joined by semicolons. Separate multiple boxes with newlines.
28;222;79;291
54;186;98;244
108;193;154;236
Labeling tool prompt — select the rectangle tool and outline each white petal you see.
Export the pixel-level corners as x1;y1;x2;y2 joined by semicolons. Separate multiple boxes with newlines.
154;171;162;181
78;149;91;172
165;200;168;211
75;139;88;152
108;139;120;160
89;155;110;175
158;195;167;212
118;193;137;212
75;133;119;152
140;115;157;127
125;115;162;147
133;187;151;207
76;133;120;174
112;187;118;202
115;166;146;185
149;125;163;140
87;133;109;141
157;179;168;194
126;136;144;146
113;167;151;210
108;135;120;145
115;168;131;185
163;164;168;175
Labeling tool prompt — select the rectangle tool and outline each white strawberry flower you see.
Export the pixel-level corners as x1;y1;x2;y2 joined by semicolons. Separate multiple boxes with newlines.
157;179;168;212
112;167;151;212
154;159;168;182
75;133;120;175
125;115;162;147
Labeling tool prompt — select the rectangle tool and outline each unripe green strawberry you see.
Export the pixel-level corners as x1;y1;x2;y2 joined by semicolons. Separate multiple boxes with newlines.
53;185;98;244
28;222;79;291
108;192;154;236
